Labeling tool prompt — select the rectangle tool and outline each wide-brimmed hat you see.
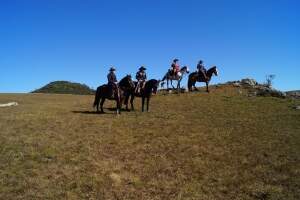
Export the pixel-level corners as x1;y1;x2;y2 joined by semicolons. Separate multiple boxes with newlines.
139;66;146;71
109;67;116;71
173;59;179;62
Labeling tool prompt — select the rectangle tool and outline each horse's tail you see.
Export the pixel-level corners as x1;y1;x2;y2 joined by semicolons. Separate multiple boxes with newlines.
93;86;101;108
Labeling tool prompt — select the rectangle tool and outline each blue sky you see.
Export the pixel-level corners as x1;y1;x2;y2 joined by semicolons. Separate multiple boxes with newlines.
0;0;299;92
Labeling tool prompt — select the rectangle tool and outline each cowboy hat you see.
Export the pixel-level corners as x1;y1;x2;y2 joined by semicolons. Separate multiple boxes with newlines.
139;66;146;71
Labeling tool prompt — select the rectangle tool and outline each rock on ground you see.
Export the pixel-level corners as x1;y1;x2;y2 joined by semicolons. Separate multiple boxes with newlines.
0;102;19;107
294;105;300;110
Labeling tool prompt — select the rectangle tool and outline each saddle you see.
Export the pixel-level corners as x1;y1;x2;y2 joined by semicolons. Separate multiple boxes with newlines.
135;81;145;95
168;69;181;78
108;83;120;99
197;71;208;81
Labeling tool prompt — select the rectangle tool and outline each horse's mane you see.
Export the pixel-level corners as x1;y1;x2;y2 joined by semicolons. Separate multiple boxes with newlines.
207;66;217;77
147;79;158;84
144;79;157;87
181;66;188;70
119;75;131;87
209;66;216;70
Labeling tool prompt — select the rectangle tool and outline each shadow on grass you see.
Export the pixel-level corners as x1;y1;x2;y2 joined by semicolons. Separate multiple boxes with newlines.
107;108;131;112
72;107;130;115
72;111;111;115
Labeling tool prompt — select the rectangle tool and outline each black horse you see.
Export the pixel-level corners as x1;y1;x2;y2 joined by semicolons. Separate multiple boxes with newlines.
93;75;135;114
124;79;160;112
188;66;218;92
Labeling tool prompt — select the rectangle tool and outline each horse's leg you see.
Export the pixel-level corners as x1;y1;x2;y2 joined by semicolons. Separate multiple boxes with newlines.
116;99;121;115
177;79;181;92
130;95;135;111
100;98;105;113
194;81;199;91
206;82;209;93
167;79;169;90
96;98;100;112
142;97;145;112
124;95;130;111
171;80;175;89
146;97;150;112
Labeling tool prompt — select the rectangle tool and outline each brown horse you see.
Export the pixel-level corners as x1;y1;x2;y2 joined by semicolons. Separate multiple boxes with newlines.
93;75;135;114
188;66;218;92
124;79;160;112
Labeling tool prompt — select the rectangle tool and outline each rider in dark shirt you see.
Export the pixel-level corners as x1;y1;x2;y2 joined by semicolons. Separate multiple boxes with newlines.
197;60;208;80
107;67;118;97
135;66;147;93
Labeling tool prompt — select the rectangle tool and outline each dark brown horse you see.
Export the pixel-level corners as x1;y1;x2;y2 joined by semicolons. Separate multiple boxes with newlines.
188;66;218;92
124;79;160;112
93;75;135;114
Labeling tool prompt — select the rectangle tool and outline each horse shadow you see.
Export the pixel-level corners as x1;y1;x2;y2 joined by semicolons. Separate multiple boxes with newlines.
72;110;111;115
72;107;130;115
107;108;131;112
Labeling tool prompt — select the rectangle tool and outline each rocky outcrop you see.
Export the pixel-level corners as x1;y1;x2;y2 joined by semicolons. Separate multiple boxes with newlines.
241;78;258;87
256;87;286;98
225;78;287;98
286;91;300;99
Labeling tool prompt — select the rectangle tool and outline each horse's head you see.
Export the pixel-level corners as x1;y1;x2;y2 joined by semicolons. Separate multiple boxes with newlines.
181;66;190;74
126;74;135;89
212;66;218;76
151;79;160;94
120;74;135;89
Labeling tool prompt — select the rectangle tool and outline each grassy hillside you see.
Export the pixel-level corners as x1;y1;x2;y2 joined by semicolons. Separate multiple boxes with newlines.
32;81;95;95
0;85;299;200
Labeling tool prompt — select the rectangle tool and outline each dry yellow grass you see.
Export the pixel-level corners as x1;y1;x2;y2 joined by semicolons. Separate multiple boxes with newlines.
0;85;299;200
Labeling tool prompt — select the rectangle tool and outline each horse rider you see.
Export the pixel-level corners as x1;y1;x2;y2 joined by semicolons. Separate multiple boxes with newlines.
107;67;118;97
197;60;208;80
135;66;147;93
171;59;180;77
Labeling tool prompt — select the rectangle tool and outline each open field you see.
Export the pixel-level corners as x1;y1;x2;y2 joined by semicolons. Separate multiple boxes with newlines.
0;86;299;200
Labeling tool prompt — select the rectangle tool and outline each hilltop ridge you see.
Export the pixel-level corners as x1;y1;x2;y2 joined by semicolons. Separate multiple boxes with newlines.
32;81;95;95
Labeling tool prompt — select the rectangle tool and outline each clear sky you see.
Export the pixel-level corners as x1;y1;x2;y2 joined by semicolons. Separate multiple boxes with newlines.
0;0;299;92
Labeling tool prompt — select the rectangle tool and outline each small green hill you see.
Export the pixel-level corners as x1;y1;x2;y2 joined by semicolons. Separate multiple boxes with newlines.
32;81;95;95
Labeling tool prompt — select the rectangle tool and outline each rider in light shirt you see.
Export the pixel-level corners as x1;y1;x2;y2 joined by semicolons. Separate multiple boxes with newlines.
171;59;180;76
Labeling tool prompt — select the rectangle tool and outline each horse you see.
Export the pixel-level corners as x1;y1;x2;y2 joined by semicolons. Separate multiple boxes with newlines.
93;75;135;114
124;79;160;112
188;66;218;92
161;66;189;90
